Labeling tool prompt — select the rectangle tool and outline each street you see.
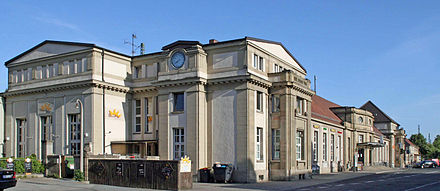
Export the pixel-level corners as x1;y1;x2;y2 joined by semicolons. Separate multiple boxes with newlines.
9;168;440;191
294;168;440;191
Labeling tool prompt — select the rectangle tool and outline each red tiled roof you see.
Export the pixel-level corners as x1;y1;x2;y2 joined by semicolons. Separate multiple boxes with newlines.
311;95;342;125
405;138;417;148
373;126;384;136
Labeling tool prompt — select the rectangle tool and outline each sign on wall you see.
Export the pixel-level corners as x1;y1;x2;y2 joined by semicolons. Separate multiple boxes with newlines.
180;156;191;172
38;102;54;114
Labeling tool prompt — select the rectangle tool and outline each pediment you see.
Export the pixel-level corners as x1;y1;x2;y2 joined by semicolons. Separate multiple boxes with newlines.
6;40;94;65
248;38;306;73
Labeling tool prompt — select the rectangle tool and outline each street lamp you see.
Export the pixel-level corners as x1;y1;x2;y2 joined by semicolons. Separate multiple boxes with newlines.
75;99;84;173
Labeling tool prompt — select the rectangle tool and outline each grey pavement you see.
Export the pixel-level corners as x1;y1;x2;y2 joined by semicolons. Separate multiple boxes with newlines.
10;167;436;191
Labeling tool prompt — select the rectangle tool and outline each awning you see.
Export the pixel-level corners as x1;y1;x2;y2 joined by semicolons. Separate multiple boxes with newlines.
111;140;157;144
357;142;384;148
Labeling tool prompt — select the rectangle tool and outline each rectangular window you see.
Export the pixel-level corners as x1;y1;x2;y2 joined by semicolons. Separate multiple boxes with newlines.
69;60;75;74
144;98;150;133
272;129;280;160
323;133;327;161
134;99;141;133
272;95;280;113
256;91;263;111
173;93;184;112
359;134;364;143
16;119;25;158
348;137;351;162
155;96;159;114
296;131;304;160
256;127;263;161
68;114;81;155
41;116;52;141
297;97;305;115
279;66;283;72
313;131;318;162
259;56;264;71
133;66;142;79
338;135;342;161
331;134;335;161
173;128;185;160
273;64;278;72
253;54;258;68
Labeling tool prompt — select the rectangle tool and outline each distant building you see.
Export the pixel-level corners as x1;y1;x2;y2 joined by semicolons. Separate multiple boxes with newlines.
404;138;421;165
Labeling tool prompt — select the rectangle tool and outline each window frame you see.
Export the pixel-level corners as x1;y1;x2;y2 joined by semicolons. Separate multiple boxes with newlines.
134;99;141;133
271;95;280;113
272;129;281;160
296;130;304;160
313;131;319;162
323;132;327;161
256;127;264;161
331;134;335;161
173;128;185;160
144;98;150;133
256;91;263;112
173;92;184;112
68;114;81;155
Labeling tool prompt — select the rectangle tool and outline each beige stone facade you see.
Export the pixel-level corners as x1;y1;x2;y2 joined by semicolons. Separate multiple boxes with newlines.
3;37;314;182
2;37;411;183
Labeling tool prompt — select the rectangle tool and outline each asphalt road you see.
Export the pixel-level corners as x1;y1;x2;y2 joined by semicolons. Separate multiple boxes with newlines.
294;168;440;191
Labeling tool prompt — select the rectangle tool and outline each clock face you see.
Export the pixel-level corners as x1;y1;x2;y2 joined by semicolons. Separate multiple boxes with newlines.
171;52;185;69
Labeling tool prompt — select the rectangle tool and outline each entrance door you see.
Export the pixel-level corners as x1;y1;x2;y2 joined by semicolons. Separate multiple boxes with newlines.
358;149;364;164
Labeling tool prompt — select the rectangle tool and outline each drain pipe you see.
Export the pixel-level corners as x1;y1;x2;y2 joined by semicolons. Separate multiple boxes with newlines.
101;49;106;154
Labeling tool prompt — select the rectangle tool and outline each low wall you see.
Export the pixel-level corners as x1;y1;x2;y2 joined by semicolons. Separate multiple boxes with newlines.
88;159;192;190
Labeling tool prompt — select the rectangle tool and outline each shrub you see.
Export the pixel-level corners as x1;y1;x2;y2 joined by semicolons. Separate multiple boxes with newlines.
73;169;84;181
0;156;45;174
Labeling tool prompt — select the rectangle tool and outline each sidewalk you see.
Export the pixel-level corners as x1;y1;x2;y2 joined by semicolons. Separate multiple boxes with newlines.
193;167;407;191
14;167;407;191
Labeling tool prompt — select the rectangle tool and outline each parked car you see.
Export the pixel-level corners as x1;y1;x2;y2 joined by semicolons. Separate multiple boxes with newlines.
0;168;16;191
420;160;438;168
412;162;422;168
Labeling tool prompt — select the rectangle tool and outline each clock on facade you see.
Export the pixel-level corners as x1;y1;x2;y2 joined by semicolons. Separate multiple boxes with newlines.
170;52;185;69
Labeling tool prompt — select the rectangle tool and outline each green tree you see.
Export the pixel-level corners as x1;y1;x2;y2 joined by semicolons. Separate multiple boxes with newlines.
410;134;429;158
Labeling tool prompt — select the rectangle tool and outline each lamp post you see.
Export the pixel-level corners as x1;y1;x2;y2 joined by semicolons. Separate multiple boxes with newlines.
75;99;84;173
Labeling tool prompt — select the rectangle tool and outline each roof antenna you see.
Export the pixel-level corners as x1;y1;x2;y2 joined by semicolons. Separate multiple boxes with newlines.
314;75;317;93
124;33;145;56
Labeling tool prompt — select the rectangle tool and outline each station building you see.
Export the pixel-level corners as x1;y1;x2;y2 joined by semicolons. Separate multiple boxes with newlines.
311;95;390;174
2;37;314;182
1;36;414;182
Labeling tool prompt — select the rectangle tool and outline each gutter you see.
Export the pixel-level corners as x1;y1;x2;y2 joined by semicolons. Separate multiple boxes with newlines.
101;49;106;154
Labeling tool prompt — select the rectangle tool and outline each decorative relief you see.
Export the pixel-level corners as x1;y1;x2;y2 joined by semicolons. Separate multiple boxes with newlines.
109;109;121;118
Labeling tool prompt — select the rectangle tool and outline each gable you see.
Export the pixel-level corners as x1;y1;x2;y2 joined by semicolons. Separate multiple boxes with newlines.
248;39;306;73
361;101;400;126
7;41;94;65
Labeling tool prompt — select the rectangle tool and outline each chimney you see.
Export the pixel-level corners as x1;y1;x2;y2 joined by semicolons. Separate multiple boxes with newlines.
209;39;218;44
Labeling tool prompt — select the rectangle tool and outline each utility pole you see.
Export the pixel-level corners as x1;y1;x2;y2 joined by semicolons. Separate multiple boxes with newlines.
418;125;420;134
428;133;431;144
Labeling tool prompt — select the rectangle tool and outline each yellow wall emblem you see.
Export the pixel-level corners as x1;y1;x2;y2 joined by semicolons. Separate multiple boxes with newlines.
40;103;52;112
109;109;121;118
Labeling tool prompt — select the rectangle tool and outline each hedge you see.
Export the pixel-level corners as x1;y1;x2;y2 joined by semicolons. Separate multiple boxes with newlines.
0;154;45;174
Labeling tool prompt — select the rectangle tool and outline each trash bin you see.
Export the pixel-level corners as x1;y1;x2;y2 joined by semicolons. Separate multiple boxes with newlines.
212;164;233;183
199;168;211;183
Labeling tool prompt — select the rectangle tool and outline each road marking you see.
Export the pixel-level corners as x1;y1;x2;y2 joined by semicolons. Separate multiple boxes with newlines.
404;181;440;191
365;180;374;183
317;186;328;189
350;182;360;185
335;184;345;187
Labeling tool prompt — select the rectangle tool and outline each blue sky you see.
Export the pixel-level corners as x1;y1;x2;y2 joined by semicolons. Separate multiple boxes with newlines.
1;1;439;139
